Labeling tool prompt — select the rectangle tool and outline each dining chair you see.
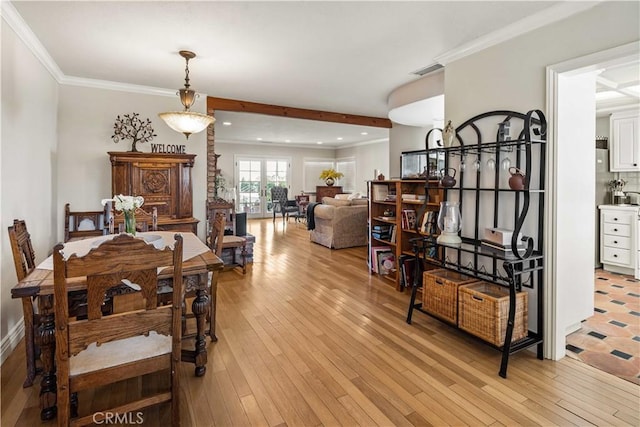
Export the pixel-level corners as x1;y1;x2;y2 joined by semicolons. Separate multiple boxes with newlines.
53;233;183;426
64;203;105;242
109;207;158;234
206;201;247;274
8;219;40;388
271;186;298;223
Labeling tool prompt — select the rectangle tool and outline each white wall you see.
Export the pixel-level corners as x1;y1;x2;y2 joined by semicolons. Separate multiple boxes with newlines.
215;141;336;194
337;141;389;194
57;85;209;241
443;1;639;356
389;124;431;178
1;21;59;357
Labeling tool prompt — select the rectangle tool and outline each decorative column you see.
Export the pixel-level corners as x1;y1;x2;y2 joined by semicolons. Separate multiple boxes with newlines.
206;109;220;202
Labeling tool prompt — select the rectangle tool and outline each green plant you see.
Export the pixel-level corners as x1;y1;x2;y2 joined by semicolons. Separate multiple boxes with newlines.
319;168;344;180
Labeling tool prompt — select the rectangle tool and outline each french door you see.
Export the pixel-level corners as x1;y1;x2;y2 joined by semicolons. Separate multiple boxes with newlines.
235;156;291;218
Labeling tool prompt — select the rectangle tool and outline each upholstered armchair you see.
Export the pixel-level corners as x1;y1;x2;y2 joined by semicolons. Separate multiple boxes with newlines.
270;187;298;223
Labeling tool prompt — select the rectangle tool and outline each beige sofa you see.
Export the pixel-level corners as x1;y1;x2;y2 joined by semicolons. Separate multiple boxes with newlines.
310;196;368;249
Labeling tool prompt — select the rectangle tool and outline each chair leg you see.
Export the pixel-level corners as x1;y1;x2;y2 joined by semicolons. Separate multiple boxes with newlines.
21;297;37;388
240;242;247;274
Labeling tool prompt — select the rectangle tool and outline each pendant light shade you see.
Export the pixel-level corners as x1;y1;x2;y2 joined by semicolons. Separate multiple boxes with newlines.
159;50;215;139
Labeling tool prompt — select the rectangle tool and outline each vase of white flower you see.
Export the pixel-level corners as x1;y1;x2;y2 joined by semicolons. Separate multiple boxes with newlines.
123;210;136;235
102;194;144;235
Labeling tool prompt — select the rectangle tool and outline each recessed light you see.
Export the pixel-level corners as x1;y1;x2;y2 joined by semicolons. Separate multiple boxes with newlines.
222;121;232;126
337;137;343;141
317;141;323;145
257;137;263;141
361;132;368;135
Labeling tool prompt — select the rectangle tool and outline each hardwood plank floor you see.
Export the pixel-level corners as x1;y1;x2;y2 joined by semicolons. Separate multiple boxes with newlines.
2;218;639;426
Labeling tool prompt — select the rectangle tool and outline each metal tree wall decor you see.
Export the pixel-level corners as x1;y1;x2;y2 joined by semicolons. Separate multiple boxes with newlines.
112;113;157;152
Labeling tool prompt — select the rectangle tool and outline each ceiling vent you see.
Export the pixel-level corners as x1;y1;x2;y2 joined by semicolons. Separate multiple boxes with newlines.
411;63;443;76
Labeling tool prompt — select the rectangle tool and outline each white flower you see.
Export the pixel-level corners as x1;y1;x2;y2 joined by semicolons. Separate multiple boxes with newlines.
101;194;144;212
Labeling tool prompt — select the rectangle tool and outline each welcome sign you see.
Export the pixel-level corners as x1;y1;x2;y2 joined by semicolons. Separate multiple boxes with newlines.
150;143;187;154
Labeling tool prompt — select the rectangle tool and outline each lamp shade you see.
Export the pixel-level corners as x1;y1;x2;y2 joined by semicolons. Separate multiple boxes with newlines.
158;111;215;139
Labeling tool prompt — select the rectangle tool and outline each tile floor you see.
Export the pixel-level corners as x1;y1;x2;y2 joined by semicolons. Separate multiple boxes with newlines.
566;269;640;385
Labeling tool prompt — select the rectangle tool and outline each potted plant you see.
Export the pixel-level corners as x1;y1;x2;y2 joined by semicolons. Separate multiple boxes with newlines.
319;169;344;186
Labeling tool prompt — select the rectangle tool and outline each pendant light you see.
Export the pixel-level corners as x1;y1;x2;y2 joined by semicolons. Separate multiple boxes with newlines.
159;50;215;139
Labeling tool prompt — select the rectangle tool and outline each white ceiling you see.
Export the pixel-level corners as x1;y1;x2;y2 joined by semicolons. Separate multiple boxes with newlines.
9;1;613;148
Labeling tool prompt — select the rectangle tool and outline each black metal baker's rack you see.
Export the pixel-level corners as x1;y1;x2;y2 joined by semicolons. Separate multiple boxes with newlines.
407;109;547;378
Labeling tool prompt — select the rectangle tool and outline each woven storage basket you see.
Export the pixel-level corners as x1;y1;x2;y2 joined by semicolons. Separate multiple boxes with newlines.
458;281;528;347
422;269;476;324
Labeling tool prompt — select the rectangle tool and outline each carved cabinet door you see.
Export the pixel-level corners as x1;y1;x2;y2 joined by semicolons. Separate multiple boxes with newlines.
131;161;177;217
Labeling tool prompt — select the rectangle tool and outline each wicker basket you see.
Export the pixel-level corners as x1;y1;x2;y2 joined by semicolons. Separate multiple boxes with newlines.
458;282;528;347
422;269;476;324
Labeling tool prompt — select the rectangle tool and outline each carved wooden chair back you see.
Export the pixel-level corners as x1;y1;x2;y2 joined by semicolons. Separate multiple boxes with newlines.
64;203;106;242
209;212;226;256
53;233;183;426
8;219;36;281
109;207;158;234
206;202;247;274
8;219;41;388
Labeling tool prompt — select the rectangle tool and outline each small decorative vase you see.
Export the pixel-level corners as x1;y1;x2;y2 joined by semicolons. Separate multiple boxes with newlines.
124;210;136;235
325;177;335;186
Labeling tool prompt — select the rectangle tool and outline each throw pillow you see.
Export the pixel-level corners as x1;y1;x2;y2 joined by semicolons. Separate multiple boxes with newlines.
323;197;352;207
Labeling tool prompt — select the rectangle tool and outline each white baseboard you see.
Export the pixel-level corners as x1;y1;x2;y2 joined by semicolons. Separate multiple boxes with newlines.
1;318;24;366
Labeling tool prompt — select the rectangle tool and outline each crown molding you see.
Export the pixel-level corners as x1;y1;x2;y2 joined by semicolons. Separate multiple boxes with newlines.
434;2;601;66
60;75;176;97
1;1;64;82
2;1;179;97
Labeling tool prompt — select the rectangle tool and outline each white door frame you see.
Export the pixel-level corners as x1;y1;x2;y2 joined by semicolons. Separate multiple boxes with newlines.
234;155;293;218
544;41;640;360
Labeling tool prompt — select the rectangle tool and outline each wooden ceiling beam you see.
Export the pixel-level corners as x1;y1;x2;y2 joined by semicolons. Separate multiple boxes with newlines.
207;97;392;128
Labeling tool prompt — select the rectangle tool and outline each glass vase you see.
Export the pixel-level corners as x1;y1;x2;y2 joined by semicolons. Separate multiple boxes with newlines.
124;210;136;235
436;201;462;246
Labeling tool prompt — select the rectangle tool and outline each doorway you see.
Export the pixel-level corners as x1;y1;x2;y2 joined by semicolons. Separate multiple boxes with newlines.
234;156;292;219
546;42;640;362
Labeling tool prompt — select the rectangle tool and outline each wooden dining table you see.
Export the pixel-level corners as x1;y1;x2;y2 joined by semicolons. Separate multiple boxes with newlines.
11;231;223;421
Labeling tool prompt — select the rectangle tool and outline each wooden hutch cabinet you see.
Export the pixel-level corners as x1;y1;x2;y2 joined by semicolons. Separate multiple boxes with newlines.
109;152;199;234
315;185;343;202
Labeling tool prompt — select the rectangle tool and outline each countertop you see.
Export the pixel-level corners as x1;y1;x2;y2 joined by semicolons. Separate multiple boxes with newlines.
598;204;640;212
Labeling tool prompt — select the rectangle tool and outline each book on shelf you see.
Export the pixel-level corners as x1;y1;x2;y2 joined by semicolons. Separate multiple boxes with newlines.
421;210;438;235
372;224;392;232
376;251;396;275
390;225;397;243
401;194;426;201
398;255;417;288
372;232;391;240
371;246;392;273
401;209;417;230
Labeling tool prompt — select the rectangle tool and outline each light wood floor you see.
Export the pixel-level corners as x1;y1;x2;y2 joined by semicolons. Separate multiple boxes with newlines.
2;219;639;426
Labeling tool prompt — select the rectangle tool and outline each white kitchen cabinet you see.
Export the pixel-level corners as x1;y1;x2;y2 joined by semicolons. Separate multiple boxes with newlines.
599;205;638;277
610;110;640;172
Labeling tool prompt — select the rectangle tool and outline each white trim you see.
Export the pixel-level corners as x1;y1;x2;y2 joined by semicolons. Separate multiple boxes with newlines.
545;66;560;360
60;75;176;97
435;2;600;66
545;41;640;361
0;1;186;98
1;1;64;82
1;317;25;366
